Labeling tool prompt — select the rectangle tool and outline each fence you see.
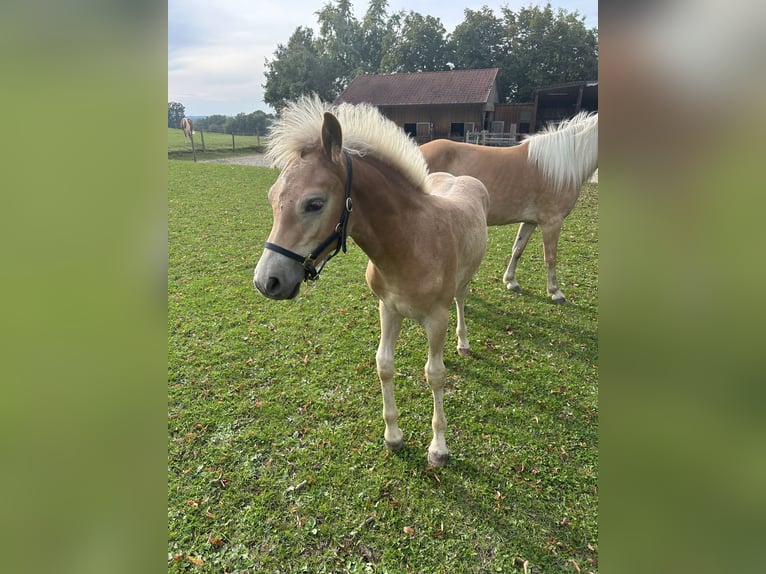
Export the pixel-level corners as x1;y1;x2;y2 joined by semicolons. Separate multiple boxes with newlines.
171;128;266;162
194;129;263;153
465;127;520;147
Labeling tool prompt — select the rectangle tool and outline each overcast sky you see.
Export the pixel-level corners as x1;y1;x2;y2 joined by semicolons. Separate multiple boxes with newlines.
168;0;598;117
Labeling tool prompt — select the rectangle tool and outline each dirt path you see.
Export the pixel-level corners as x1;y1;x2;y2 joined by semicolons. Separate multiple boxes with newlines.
199;154;272;167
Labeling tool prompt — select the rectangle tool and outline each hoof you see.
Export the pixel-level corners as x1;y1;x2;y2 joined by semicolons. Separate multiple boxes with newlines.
427;451;449;468
457;347;472;357
506;282;522;293
552;296;567;305
385;438;404;451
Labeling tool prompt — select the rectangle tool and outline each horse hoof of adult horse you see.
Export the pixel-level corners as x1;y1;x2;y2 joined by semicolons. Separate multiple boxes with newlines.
427;451;450;468
552;295;567;305
457;347;472;357
506;281;521;293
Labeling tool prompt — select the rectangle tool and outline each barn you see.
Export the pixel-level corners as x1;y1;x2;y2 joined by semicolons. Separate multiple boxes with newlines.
335;69;596;145
533;80;599;129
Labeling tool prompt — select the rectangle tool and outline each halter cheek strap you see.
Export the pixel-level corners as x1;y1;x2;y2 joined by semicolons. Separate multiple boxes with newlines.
263;149;354;282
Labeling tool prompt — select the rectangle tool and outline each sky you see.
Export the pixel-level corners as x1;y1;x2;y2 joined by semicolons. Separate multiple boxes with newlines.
168;0;598;117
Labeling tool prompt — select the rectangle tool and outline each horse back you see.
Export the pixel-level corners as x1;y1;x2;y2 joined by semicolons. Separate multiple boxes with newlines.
426;171;489;224
425;172;489;287
422;139;555;226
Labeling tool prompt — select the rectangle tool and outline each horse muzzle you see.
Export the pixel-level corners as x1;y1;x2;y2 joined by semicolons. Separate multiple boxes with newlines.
253;251;304;300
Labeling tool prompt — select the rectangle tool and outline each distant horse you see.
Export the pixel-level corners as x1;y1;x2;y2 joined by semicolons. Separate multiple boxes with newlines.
253;96;489;466
181;117;193;142
421;112;598;304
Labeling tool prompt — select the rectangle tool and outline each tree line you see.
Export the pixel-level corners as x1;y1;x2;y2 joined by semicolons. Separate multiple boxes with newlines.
167;102;276;135
263;0;598;111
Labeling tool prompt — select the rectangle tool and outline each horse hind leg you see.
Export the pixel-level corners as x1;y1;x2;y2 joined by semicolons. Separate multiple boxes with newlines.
540;220;566;304
454;284;472;356
376;301;404;451
423;309;450;467
503;222;537;292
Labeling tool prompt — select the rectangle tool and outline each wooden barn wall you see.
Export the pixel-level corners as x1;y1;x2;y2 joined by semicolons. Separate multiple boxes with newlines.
493;103;535;133
378;105;485;140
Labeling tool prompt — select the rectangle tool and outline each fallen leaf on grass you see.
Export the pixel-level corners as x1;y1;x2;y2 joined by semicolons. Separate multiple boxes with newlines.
432;521;445;538
207;533;224;548
403;526;415;536
187;556;204;567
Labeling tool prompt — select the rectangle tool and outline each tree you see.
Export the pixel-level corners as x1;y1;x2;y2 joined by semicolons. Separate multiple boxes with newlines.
358;0;394;73
260;1;597;107
380;12;450;73
263;27;336;111
449;7;505;71
315;0;361;92
500;3;598;102
168;102;185;129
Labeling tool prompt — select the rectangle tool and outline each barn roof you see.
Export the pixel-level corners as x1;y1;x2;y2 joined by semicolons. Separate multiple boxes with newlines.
335;68;500;106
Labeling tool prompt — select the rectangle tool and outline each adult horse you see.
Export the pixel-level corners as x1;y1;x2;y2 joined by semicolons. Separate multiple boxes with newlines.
180;117;193;142
421;112;598;304
253;96;489;467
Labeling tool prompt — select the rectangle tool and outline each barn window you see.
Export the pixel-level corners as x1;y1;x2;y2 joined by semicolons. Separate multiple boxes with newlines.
404;123;417;138
450;122;465;137
519;111;532;134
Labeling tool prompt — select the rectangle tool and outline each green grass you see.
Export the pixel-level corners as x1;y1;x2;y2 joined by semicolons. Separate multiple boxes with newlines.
168;128;266;161
168;160;598;573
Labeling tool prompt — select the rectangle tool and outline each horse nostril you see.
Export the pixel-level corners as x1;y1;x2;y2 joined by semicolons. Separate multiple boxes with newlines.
266;276;280;295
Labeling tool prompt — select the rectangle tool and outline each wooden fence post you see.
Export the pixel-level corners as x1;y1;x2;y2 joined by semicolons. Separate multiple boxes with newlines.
200;131;206;152
231;132;235;151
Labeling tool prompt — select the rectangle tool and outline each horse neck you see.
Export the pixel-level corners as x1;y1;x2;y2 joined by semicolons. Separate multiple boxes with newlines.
346;155;425;264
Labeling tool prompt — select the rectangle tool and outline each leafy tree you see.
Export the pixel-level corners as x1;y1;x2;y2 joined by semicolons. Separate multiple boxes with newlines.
168;101;185;128
194;114;228;133
263;26;336;111
358;0;395;73
261;1;597;107
500;3;598;102
449;7;505;71
380;12;450;73
315;0;361;91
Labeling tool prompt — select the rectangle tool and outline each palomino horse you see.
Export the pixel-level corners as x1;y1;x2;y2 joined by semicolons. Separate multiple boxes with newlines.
421;111;598;304
180;117;193;142
253;96;489;466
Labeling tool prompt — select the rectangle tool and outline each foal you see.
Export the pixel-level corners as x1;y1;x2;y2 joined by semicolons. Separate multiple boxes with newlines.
253;97;489;466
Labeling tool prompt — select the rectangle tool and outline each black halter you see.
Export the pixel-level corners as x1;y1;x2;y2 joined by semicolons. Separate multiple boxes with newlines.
263;149;354;282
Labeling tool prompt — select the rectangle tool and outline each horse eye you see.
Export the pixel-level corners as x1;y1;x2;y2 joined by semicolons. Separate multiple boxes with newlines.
305;198;325;213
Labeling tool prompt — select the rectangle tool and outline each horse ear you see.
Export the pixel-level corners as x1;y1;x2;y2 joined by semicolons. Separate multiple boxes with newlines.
321;112;343;163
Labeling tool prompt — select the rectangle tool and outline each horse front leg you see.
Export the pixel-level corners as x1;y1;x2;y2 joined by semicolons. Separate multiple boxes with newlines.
503;222;537;292
540;220;566;304
423;310;450;467
376;300;404;451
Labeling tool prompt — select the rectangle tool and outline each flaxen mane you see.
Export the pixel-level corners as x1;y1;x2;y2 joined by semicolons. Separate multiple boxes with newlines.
525;111;598;193
266;95;428;190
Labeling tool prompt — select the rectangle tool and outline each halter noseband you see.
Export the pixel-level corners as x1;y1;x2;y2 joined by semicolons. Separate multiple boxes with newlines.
263;149;354;282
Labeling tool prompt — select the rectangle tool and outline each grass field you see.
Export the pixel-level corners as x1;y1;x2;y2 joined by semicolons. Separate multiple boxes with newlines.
168;160;598;573
168;128;267;161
